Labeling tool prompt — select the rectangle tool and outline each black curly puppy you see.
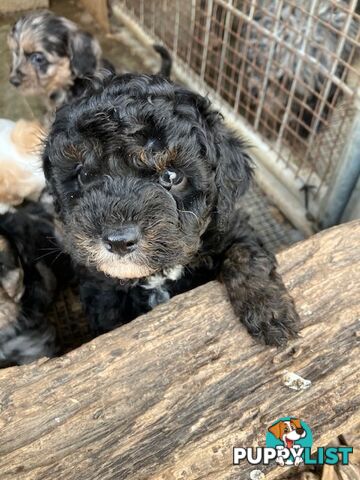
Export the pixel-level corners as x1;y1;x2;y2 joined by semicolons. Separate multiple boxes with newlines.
44;72;299;345
0;202;71;365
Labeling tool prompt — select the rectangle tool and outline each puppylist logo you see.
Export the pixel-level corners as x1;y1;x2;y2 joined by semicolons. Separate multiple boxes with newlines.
233;417;353;468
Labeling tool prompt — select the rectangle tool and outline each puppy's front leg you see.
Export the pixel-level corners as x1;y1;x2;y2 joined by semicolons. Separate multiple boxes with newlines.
219;233;299;346
79;276;130;335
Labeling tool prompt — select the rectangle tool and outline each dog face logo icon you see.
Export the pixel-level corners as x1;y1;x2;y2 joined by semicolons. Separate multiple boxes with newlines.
266;417;313;466
268;418;306;449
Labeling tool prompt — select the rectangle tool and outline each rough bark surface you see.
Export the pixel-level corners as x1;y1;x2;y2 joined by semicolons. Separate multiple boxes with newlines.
0;221;359;480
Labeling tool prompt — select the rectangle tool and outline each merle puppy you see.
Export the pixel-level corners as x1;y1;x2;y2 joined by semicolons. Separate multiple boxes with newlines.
44;72;299;345
8;10;171;123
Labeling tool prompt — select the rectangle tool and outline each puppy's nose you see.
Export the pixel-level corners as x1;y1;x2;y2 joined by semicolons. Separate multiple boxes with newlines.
103;225;141;255
9;75;21;87
296;427;304;435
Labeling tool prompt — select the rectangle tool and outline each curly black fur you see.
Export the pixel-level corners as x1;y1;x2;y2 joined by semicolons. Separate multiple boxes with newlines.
44;72;299;345
0;202;72;365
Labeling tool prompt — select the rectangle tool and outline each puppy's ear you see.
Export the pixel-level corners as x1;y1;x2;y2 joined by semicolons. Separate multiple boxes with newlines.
213;125;252;230
268;422;282;439
68;30;101;78
194;94;252;231
177;89;252;231
291;418;302;429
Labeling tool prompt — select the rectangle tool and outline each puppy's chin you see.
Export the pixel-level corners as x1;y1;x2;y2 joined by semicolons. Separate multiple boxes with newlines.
73;242;156;280
16;83;44;97
98;260;154;280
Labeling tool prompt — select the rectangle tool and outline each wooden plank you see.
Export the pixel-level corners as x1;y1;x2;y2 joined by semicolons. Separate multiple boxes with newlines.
0;0;48;13
79;0;110;32
0;221;359;479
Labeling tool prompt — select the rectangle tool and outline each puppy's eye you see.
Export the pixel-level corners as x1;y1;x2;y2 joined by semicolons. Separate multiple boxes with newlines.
159;170;185;191
76;164;88;186
29;52;46;66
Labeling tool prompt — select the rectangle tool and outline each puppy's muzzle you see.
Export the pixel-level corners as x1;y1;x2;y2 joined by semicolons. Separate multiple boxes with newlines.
103;224;141;256
9;73;23;87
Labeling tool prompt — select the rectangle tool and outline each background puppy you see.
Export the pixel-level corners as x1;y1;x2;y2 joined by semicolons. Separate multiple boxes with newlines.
44;73;299;345
0;202;71;366
8;10;102;113
0;118;45;212
8;10;172;123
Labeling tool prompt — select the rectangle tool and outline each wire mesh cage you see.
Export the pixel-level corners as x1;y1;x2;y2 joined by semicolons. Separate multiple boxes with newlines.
112;0;360;232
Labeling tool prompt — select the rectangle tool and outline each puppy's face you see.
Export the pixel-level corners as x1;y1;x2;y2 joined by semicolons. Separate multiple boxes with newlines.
8;10;101;97
268;419;306;448
44;75;252;279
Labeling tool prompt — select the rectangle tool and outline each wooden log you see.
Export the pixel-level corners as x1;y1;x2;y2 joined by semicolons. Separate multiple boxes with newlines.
0;221;359;480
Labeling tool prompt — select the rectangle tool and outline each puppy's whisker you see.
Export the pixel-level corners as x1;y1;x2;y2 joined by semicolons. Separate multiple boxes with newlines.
177;209;200;223
34;248;62;262
51;250;65;265
46;236;58;243
39;247;61;252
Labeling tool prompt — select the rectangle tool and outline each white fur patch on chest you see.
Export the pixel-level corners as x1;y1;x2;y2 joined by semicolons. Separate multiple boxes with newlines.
141;265;184;290
140;265;184;309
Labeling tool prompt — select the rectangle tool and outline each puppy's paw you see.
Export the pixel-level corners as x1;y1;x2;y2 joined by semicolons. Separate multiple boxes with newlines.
224;266;300;346
239;282;300;346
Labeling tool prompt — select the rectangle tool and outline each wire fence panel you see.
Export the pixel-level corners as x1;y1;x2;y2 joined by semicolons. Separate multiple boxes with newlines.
114;0;360;227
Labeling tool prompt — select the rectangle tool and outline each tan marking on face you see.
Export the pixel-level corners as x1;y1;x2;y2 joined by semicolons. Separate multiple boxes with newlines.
43;56;72;95
63;144;84;164
138;147;178;172
19;29;39;53
138;149;147;163
71;233;155;279
93;244;155;279
98;260;154;279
